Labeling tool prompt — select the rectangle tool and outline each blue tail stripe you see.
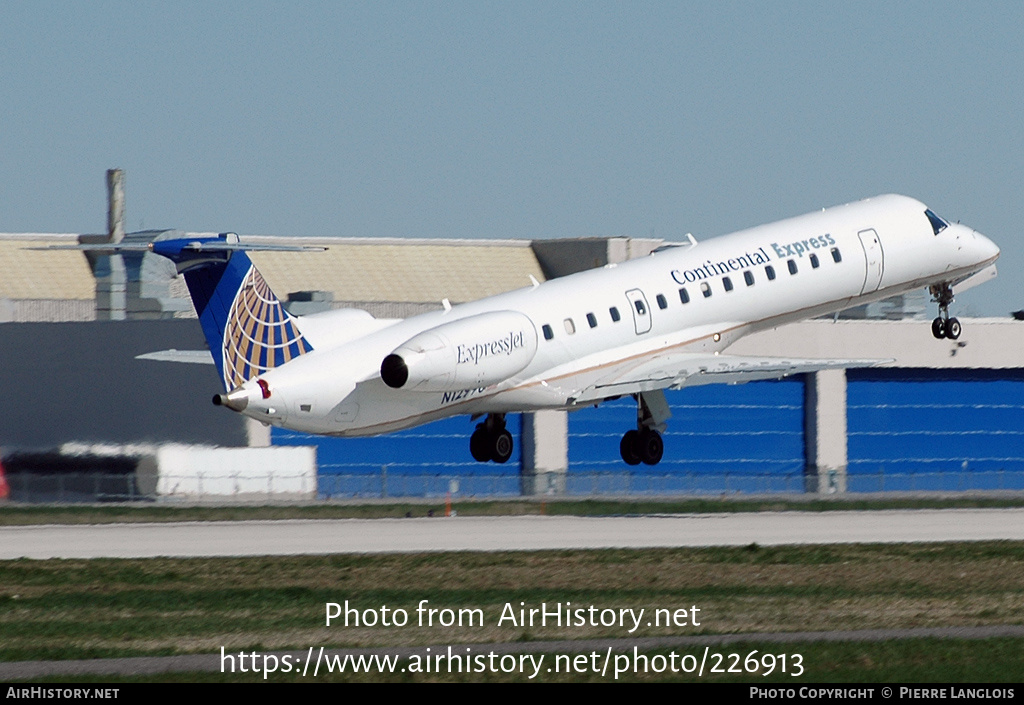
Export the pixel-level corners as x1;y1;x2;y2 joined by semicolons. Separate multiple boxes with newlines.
176;245;312;391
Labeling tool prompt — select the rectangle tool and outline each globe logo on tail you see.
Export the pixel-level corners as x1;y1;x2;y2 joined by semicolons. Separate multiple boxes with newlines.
222;265;313;390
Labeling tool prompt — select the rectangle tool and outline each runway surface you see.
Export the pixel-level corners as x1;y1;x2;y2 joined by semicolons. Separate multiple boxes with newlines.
4;508;1024;559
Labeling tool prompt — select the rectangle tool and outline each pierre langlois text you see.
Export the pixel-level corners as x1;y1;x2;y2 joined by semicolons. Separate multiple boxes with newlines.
326;600;701;635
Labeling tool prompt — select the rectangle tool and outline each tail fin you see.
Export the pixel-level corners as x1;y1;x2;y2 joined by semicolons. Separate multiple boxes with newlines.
152;234;316;391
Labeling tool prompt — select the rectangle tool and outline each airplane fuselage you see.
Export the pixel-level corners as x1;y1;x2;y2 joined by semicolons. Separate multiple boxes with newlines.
225;194;999;440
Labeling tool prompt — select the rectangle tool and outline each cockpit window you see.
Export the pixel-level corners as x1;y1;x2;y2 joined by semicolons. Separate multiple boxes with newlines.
925;209;948;236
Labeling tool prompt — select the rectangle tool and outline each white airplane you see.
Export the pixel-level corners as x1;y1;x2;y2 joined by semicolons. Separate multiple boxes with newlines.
116;194;999;465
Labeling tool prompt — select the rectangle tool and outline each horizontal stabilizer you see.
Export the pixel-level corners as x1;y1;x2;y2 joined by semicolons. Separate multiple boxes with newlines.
136;349;215;365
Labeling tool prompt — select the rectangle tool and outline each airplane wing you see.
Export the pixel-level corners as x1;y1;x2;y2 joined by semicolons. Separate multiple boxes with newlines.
949;263;997;293
570;352;889;404
136;349;214;365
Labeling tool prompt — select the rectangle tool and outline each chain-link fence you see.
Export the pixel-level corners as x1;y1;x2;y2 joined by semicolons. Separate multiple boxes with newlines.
846;469;1024;493
4;468;1023;502
3;472;146;503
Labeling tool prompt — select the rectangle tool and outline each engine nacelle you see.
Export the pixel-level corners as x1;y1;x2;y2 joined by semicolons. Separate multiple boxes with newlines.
380;311;538;392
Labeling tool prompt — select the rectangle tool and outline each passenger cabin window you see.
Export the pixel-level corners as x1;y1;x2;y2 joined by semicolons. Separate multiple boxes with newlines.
723;276;734;292
744;270;754;286
788;259;798;275
610;306;621;322
542;324;554;340
656;294;668;309
701;282;712;298
831;248;842;263
765;265;776;280
634;299;647;315
925;209;949;235
810;253;820;269
564;318;576;334
586;312;598;328
678;288;690;304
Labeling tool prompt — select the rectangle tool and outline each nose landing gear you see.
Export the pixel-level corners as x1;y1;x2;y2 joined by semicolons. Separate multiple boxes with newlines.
929;282;961;340
470;413;513;463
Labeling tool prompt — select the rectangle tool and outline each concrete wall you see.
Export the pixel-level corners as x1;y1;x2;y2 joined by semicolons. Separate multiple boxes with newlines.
0;320;248;449
804;369;848;493
3;443;317;502
521;410;568;494
153;445;317;499
726;318;1024;370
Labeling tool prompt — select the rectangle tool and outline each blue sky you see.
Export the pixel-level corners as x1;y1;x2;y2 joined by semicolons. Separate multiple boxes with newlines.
2;2;1021;315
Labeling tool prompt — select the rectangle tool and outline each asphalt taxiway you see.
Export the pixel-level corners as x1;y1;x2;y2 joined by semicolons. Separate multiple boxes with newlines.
3;508;1023;559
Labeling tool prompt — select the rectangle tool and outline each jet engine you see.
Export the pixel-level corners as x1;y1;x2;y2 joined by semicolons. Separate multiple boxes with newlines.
380;311;538;392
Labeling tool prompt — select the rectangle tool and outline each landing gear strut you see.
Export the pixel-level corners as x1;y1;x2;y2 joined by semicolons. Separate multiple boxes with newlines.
470;413;513;463
929;282;961;340
619;391;670;466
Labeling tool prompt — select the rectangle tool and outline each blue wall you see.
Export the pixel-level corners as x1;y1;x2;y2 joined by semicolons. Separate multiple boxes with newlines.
274;370;1024;495
273;414;522;497
566;379;806;493
273;380;806;496
847;369;1024;491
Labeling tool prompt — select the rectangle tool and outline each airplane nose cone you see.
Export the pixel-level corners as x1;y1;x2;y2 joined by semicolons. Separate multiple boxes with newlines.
975;231;1000;262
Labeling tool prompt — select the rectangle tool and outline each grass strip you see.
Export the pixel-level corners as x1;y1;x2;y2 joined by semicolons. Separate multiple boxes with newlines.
1;495;1024;525
19;637;1024;683
1;543;1022;663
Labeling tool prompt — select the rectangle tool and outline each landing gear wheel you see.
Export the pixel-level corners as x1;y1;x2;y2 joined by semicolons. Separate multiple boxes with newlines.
639;430;664;466
945;317;961;340
930;283;960;341
469;414;513;463
470;426;491;463
620;430;642;466
491;430;514;464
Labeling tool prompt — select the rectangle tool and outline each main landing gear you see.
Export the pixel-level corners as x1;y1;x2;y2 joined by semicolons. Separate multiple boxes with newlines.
470;413;513;464
929;282;961;340
620;428;664;466
619;390;671;466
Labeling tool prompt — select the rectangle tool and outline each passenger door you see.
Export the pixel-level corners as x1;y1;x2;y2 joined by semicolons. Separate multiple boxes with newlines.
858;228;884;294
625;289;652;334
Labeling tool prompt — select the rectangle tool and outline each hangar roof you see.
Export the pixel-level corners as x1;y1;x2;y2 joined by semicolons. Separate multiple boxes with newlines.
0;234;94;300
245;236;547;304
0;233;549;306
